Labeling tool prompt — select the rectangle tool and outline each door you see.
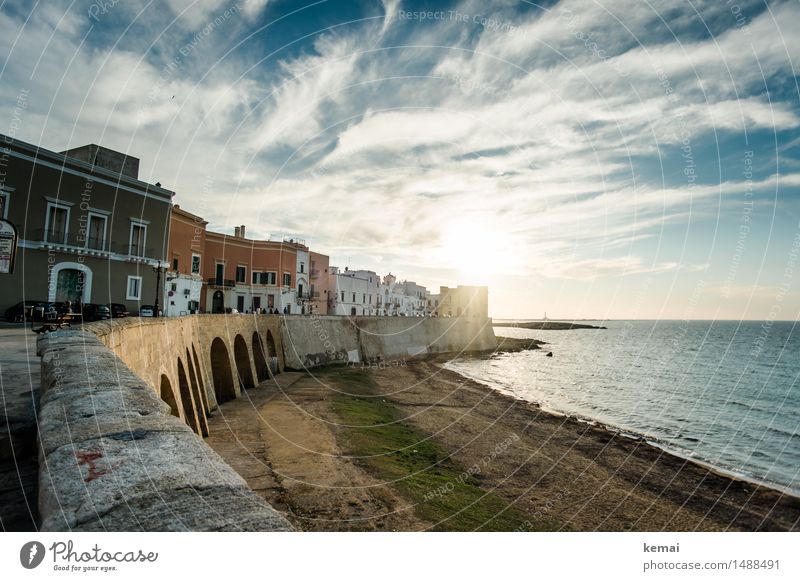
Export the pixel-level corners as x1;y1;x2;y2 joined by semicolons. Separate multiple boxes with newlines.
212;290;224;313
215;263;224;285
253;296;261;311
237;295;245;312
56;269;83;303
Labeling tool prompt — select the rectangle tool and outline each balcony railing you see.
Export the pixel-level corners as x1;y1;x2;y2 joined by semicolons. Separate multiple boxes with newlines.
297;291;312;300
28;229;154;257
207;277;236;288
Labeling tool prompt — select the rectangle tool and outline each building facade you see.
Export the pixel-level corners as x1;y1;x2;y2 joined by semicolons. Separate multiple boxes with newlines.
327;267;381;316
309;251;330;315
0;135;172;315
164;205;206;316
433;285;489;318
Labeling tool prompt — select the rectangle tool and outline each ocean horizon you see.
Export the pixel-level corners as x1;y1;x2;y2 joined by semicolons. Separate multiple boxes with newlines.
447;320;800;496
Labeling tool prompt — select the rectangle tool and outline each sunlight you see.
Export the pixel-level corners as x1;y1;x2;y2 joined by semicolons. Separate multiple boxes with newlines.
436;220;517;283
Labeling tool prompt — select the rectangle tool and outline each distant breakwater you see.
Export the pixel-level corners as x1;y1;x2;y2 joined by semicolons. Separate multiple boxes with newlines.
494;321;607;330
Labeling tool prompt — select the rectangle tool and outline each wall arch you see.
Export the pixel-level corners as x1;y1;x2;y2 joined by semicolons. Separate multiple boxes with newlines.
266;330;279;374
177;358;199;433
233;334;255;389
252;332;270;382
159;374;179;417
210;337;236;404
186;349;209;436
191;343;211;415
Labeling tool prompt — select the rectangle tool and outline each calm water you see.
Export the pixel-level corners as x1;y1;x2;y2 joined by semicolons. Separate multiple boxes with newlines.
446;320;800;494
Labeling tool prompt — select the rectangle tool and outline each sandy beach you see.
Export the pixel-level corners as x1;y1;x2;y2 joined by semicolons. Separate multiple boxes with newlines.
206;351;800;532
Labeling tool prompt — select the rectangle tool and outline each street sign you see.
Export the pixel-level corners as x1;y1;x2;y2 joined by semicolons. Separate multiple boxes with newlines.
0;219;18;275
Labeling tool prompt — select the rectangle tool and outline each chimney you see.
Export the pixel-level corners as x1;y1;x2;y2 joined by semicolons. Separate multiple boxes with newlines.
240;225;246;238
234;226;241;238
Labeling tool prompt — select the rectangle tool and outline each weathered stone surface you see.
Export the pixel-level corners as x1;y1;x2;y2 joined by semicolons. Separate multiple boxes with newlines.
37;331;293;532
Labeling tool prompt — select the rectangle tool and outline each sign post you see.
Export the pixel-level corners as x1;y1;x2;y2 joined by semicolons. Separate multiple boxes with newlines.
0;219;18;275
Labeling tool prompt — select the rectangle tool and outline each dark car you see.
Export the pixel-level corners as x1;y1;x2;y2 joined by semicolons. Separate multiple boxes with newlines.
107;303;129;319
82;303;111;322
4;300;48;322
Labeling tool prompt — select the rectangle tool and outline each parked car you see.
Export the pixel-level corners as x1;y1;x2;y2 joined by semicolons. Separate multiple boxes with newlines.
82;303;111;322
4;300;48;322
107;303;129;319
138;305;155;317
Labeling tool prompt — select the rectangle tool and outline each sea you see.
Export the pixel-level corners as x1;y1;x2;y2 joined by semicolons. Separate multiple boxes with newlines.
445;320;800;495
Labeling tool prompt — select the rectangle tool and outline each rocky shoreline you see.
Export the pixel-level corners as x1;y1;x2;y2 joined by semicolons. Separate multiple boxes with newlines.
206;358;800;531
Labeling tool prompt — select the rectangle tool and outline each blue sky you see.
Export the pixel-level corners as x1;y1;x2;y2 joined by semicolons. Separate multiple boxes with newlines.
1;0;799;319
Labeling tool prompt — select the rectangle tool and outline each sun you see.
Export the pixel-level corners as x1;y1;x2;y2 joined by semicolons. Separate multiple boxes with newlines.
437;220;517;283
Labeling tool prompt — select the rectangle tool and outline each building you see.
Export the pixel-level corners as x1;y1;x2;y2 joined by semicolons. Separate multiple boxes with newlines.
0;135;173;315
164;205;206;316
309;251;330;315
327;267;381;316
434;285;489;318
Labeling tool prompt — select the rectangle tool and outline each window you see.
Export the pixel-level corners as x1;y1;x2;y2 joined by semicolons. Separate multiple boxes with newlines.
352;293;356;302
0;191;9;219
126;276;142;300
171;282;177;292
172;258;179;271
300;262;305;273
341;291;345;302
265;272;277;285
252;271;260;284
191;254;201;274
129;222;147;256
45;203;69;244
86;214;107;250
298;283;304;297
283;273;291;286
236;265;246;283
215;263;224;284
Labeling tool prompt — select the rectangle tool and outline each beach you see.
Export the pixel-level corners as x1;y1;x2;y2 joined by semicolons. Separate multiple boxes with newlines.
206;354;800;531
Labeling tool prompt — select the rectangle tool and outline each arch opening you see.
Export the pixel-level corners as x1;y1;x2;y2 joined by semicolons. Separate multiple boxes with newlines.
186;349;209;436
210;337;236;404
159;374;179;417
191;343;211;416
233;334;255;389
252;331;270;382
266;330;279;374
177;358;199;433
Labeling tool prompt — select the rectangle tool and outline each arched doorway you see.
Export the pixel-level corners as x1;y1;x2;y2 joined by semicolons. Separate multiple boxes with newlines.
186;349;209;436
210;337;236;404
252;332;270;382
48;261;92;303
233;334;255;389
159;374;179;417
177;358;199;433
212;290;224;313
266;330;279;374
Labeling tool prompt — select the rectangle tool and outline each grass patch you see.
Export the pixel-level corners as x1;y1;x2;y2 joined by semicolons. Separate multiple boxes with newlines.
323;366;555;531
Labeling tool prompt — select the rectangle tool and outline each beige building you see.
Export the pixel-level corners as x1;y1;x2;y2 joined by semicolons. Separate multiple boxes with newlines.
0;135;173;315
431;285;489;318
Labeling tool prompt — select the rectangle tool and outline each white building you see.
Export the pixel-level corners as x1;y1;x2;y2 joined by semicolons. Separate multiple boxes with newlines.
328;267;381;316
164;271;202;316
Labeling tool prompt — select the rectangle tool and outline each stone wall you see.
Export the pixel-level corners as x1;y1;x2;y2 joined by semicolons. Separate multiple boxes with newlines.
281;315;497;370
88;315;285;435
36;329;292;531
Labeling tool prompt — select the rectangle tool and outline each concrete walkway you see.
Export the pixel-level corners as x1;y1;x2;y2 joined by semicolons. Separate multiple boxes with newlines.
0;323;41;531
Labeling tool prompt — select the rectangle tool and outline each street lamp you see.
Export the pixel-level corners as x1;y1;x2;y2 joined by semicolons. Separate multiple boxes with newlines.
152;261;168;317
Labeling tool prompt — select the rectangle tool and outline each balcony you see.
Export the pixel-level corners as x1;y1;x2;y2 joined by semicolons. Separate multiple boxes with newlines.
207;277;236;288
28;229;154;259
297;291;312;301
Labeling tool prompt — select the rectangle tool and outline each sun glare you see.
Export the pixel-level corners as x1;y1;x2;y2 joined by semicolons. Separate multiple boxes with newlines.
437;221;517;283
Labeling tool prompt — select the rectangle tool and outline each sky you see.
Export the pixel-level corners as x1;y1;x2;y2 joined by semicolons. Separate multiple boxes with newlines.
1;0;799;320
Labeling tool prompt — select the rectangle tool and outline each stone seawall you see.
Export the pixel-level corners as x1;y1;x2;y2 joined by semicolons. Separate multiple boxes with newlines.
281;315;497;370
36;329;292;531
